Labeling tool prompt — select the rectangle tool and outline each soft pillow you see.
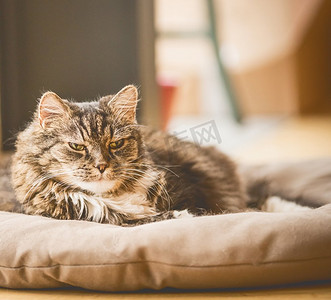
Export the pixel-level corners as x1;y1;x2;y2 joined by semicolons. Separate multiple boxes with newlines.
0;205;330;291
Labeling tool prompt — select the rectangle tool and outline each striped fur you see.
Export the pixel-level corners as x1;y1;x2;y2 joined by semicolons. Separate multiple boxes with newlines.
12;85;246;225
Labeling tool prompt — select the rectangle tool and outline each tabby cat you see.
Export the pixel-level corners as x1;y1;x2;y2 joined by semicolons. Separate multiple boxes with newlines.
11;85;247;225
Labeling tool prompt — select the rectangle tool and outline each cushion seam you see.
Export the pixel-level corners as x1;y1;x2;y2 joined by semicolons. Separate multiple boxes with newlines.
1;255;331;270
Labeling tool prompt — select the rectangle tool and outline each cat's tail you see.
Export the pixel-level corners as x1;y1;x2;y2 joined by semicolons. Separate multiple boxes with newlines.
0;154;23;213
239;158;331;209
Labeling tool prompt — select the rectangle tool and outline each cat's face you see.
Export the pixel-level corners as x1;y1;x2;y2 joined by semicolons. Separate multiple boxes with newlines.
35;85;148;194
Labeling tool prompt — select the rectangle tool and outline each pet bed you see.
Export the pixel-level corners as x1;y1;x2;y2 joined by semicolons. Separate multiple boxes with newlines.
0;159;331;291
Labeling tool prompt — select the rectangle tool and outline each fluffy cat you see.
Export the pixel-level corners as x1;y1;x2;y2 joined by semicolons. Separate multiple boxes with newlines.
11;85;247;225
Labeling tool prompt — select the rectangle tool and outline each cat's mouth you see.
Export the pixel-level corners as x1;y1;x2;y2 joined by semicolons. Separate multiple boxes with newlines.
92;174;107;181
86;171;113;182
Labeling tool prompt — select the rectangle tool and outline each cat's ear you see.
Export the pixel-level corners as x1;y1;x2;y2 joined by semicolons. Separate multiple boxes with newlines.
38;92;71;128
107;85;138;123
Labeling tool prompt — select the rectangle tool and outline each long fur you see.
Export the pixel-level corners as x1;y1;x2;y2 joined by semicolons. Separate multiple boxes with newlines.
11;85;247;225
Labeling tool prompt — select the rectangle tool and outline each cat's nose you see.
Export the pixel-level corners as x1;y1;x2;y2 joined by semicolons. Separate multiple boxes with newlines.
96;164;108;174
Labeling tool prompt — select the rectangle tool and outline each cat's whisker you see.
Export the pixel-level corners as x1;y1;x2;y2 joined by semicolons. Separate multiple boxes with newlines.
119;163;176;210
126;154;145;164
23;173;60;201
23;171;75;203
121;168;159;182
122;169;172;209
121;124;146;129
117;176;132;190
129;163;180;178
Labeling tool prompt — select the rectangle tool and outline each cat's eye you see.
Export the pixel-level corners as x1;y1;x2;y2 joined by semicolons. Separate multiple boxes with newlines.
109;139;125;150
68;142;85;151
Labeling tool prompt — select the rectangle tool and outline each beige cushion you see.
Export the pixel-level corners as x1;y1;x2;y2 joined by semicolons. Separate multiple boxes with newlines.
0;205;331;291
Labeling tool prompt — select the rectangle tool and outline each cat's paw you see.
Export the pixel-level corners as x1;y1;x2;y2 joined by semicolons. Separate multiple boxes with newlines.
173;209;194;219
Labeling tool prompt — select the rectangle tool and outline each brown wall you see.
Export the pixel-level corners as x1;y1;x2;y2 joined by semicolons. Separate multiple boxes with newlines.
0;0;158;150
231;55;298;115
219;0;329;116
295;0;331;114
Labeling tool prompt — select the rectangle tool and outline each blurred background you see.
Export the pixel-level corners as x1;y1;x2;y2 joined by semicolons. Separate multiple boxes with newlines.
0;0;330;163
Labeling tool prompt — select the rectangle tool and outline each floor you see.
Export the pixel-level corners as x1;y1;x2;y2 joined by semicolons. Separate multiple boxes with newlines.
232;116;331;164
1;284;331;300
1;116;331;299
168;115;331;163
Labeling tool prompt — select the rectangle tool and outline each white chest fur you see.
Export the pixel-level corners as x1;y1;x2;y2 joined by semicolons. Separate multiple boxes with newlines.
66;168;160;222
75;179;117;195
66;191;156;223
